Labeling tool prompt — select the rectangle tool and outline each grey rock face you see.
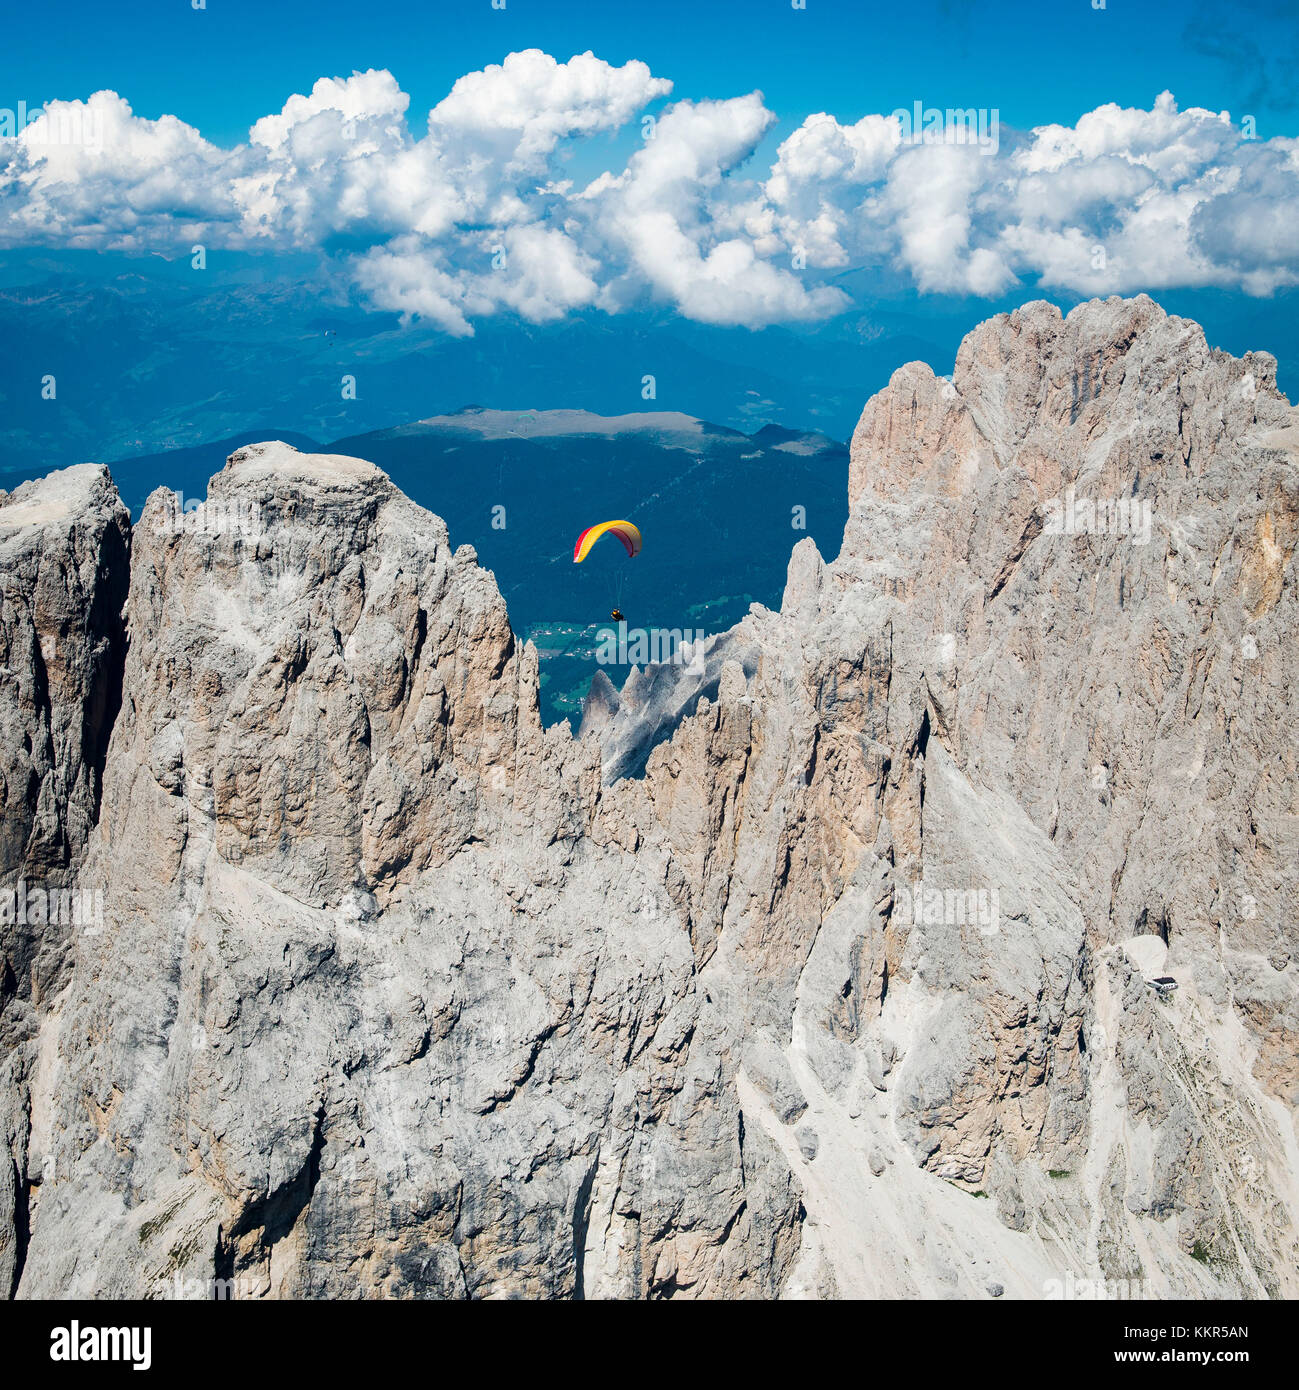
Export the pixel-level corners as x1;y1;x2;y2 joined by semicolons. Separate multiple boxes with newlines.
4;296;1298;1301
0;466;129;966
0;465;130;1296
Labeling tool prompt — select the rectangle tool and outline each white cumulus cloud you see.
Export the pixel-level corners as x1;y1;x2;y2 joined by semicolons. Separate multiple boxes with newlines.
1;65;1295;322
428;49;671;168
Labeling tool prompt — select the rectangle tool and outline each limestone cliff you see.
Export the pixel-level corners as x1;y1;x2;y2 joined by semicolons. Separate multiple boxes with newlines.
3;296;1296;1299
0;465;130;1294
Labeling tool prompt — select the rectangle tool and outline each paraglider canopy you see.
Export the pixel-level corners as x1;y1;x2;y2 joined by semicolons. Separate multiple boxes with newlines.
573;520;642;563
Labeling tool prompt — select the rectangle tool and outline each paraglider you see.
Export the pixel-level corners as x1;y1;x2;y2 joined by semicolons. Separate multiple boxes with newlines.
572;520;642;563
574;520;641;625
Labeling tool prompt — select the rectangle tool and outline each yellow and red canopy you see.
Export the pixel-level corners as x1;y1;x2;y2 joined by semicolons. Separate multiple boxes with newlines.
573;520;642;563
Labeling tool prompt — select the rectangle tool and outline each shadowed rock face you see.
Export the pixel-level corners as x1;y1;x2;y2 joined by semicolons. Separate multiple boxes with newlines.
0;466;130;910
0;466;130;1296
4;296;1298;1300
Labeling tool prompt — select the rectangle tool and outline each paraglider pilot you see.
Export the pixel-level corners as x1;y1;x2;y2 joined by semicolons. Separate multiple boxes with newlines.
573;520;642;627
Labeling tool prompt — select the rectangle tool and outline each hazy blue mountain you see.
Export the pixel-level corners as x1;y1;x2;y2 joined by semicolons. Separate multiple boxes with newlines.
0;250;942;479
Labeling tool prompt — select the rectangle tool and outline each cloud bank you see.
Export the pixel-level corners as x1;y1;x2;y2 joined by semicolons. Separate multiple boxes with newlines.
2;52;1296;331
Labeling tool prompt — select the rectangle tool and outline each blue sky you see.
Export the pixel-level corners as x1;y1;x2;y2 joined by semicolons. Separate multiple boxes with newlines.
5;0;1296;148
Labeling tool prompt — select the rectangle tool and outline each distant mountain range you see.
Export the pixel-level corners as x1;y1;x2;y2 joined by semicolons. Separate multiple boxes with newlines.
10;406;850;724
0;250;944;480
2;253;1295;490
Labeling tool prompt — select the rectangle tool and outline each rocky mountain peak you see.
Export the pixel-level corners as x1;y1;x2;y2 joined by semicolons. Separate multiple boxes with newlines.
3;297;1296;1301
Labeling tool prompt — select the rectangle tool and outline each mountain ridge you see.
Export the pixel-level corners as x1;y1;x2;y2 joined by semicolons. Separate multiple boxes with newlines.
1;294;1296;1300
